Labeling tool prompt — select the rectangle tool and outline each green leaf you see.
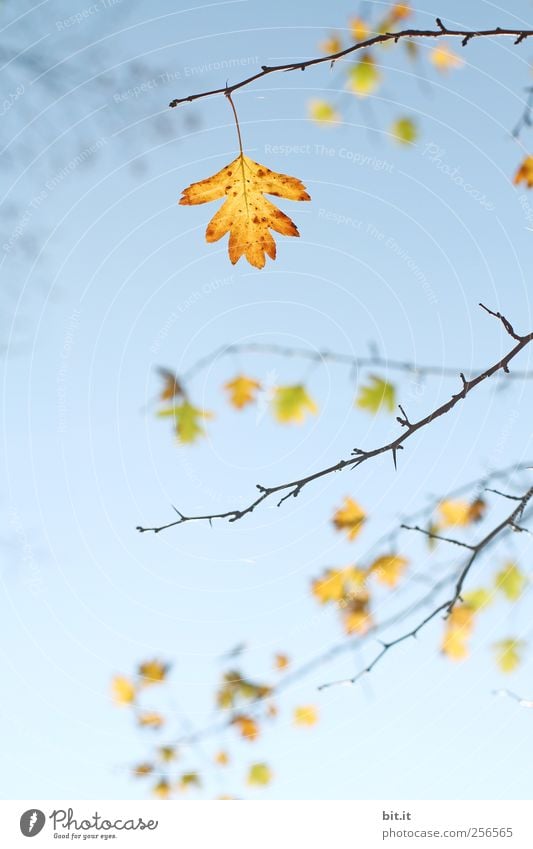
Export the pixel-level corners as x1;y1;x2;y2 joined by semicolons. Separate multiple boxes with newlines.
462;588;494;612
272;385;318;424
247;762;272;786
355;375;396;414
347;54;381;97
157;401;213;444
391;116;418;145
494;562;527;602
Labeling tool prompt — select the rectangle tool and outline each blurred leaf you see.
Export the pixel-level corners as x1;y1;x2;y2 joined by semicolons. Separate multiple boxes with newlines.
158;746;177;762
138;711;165;729
391;116;418;145
355;375;395;414
343;592;372;635
157;367;183;401
111;675;136;707
332;497;367;540
179;771;201;791
370;554;408;587
157;400;213;443
152;778;171;799
312;566;366;604
133;763;153;777
319;34;342;54
224;374;262;409
274;653;290;671
215;750;230;766
247;762;272;786
349;18;369;41
347;54;381;97
514;155;533;188
430;45;465;73
441;605;475;661
138;659;169;687
493;639;525;673
437;498;486;529
309;99;341;126
495;562;527;601
462;587;494;611
294;705;319;726
232;714;260;742
272;384;318;424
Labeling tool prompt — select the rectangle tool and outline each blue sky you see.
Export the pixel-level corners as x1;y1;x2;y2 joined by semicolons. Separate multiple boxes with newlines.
1;0;533;800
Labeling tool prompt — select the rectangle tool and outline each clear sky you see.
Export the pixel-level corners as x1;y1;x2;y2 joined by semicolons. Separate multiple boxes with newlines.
1;0;533;801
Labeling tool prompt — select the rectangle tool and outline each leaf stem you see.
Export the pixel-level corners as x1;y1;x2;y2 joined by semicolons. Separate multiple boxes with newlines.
226;92;244;155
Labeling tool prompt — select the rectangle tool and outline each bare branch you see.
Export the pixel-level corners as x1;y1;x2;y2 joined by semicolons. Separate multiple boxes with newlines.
168;21;533;108
138;307;533;534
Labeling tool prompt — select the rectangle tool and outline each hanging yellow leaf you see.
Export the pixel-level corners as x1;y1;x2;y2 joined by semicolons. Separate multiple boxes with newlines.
178;771;201;791
247;762;272;786
319;34;342;54
462;587;494;612
349;18;369;42
274;653;290;671
370;554;408;587
215;750;230;766
355;375;396;413
272;384;318;424
232;714;260;742
430;45;465;73
152;778;171;799
332;497;367;541
133;763;154;777
437;498;486;529
138;711;165;729
179;155;310;269
111;675;136;707
441;604;475;661
343;592;373;635
493;639;525;673
390;2;411;20
158;745;177;762
309;99;341;126
312;566;366;604
514;155;533;187
495;562;527;601
138;659;169;687
294;705;318;726
157;367;183;401
347;54;381;97
157;401;213;444
224;374;262;409
391;116;418;145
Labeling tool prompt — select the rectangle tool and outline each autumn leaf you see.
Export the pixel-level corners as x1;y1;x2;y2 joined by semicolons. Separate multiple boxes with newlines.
274;653;290;672
294;705;318;726
232;714;260;742
111;675;136;707
495;562;527;601
312;566;366;605
391;117;418;145
347;54;381;97
319;34;342;54
350;18;369;41
138;659;169;687
179;154;310;269
462;587;494;612
430;45;465;72
441;605;475;661
178;771;201;791
272;384;318;424
390;1;411;20
370;554;408;588
158;746;177;762
514;155;533;188
332;497;367;541
133;763;153;777
355;375;396;414
224;374;262;409
137;711;165;730
493;639;525;673
157;401;213;444
152;778;171;799
343;592;372;635
309;99;341;126
437;498;485;529
215;750;230;766
157;367;183;401
247;762;272;786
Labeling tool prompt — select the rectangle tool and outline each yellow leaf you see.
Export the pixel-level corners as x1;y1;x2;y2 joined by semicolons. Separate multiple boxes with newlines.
215;750;230;766
441;605;475;661
274;653;290;671
495;562;527;601
462;587;493;611
152;778;171;799
347;54;381;97
493;639;525;673
437;498;485;529
158;745;177;762
430;45;465;73
178;771;201;791
111;675;136;707
232;714;260;742
247;762;272;786
133;763;153;777
390;117;418;145
294;705;318;726
138;659;169;687
312;566;366;604
355;375;396;413
224;374;262;409
157;401;213;444
332;497;367;541
370;554;408;587
349;18;369;42
390;2;411;20
309;99;341;126
138;711;165;729
272;384;318;424
514;155;533;188
319;35;342;54
179;154;310;269
343;593;372;635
